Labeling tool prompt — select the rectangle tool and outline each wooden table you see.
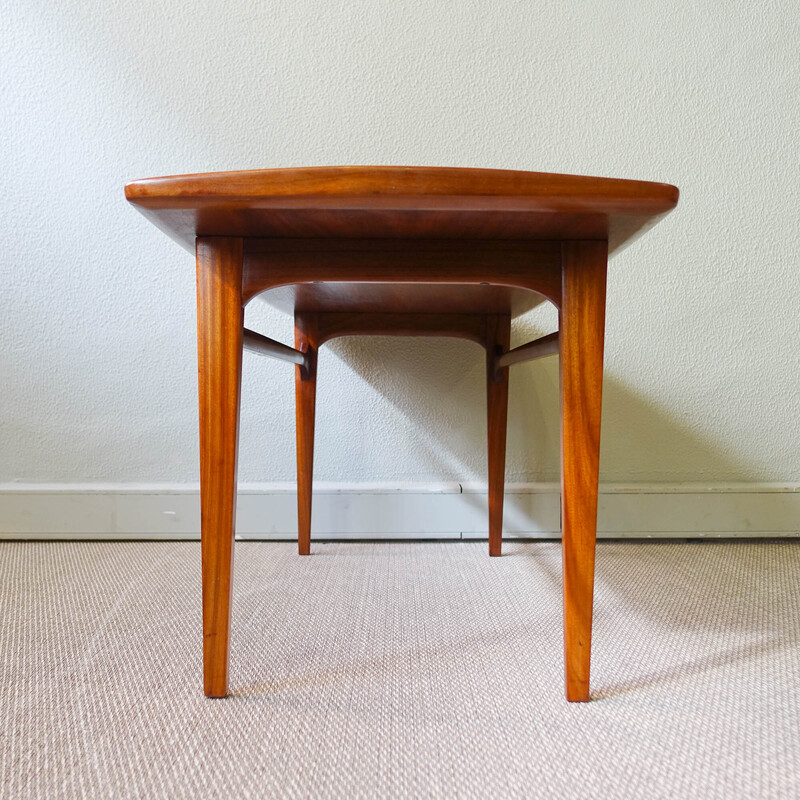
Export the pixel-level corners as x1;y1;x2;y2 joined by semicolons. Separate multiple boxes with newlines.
125;166;679;701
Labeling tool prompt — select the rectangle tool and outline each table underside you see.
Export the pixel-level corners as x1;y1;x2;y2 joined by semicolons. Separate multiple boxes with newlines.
257;282;546;317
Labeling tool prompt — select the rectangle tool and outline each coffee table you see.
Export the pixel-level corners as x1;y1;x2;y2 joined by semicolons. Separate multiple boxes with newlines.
125;166;679;701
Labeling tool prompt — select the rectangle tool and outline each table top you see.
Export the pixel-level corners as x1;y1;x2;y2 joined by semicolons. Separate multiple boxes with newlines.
125;166;679;255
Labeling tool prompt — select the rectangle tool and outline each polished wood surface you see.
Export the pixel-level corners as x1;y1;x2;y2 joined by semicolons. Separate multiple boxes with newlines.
196;236;244;698
241;238;563;308
258;282;545;317
125;166;678;254
126;165;678;702
297;310;513;558
243;327;307;366
317;312;488;345
294;312;318;557
498;331;559;369
485;316;511;557
559;240;607;702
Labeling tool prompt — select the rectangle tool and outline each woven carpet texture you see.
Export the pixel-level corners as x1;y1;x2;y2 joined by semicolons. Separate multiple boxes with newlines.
2;541;799;799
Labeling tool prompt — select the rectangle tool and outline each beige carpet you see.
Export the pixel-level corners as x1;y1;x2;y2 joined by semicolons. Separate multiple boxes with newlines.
1;541;798;799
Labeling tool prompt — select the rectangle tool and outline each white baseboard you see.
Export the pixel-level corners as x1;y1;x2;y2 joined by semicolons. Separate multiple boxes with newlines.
1;482;798;540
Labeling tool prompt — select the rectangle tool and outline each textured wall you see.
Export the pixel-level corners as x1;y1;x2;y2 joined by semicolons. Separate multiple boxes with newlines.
2;0;799;485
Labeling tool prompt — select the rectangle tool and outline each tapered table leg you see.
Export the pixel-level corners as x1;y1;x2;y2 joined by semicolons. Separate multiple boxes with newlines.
486;315;511;557
295;312;318;556
559;240;607;702
196;236;244;698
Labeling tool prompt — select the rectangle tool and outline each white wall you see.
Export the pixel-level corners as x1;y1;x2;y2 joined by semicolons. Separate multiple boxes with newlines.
2;0;799;496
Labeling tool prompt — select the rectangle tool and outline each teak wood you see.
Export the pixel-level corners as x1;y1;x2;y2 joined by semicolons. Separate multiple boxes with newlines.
195;236;243;698
294;311;318;557
560;240;607;702
125;166;679;702
485;315;511;558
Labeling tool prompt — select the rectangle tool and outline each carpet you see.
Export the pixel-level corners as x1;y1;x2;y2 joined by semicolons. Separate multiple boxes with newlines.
1;541;798;798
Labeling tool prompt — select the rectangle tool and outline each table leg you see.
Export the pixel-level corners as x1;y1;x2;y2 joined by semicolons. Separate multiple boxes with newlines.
295;312;318;556
559;240;607;702
486;314;511;557
196;236;244;698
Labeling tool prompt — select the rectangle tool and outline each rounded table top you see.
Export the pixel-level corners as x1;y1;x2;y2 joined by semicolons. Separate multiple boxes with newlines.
125;166;678;254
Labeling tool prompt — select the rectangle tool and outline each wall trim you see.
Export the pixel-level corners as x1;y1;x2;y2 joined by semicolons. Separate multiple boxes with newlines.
1;482;798;540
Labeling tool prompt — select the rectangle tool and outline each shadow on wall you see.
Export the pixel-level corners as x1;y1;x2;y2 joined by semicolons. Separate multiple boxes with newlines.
318;313;775;488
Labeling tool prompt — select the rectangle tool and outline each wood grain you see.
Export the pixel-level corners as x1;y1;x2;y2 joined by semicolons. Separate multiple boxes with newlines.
124;166;678;254
498;331;559;368
258;282;546;318
127;165;678;703
196;236;244;698
559;240;608;702
486;315;511;557
241;238;563;308
243;327;306;365
316;312;487;346
295;312;319;556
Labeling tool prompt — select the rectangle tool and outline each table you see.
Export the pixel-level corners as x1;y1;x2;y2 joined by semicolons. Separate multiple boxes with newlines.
125;166;679;701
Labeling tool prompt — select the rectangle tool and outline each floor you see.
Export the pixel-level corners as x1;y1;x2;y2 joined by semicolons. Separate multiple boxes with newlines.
1;540;798;799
